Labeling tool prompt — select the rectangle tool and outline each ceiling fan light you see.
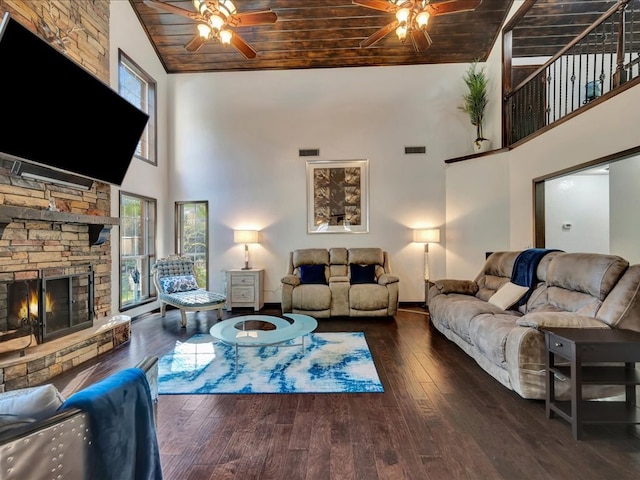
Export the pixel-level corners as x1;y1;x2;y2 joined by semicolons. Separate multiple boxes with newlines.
209;14;225;31
219;29;233;45
219;0;237;17
396;8;410;25
416;11;430;28
192;0;208;15
396;25;407;41
197;23;212;39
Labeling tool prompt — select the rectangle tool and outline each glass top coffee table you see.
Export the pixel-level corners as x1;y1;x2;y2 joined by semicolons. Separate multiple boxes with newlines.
209;313;318;372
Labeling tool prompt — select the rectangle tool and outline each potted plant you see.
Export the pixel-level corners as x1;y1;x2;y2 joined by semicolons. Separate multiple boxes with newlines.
459;61;489;152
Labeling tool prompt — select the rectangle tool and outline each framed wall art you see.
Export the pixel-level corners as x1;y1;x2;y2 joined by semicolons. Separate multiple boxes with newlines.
306;159;369;234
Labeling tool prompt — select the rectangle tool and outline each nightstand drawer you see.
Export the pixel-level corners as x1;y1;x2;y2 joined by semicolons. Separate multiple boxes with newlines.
547;333;573;358
231;286;255;302
231;275;255;286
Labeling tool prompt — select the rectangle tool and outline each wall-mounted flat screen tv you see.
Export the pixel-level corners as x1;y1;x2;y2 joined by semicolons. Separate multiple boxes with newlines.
0;13;149;186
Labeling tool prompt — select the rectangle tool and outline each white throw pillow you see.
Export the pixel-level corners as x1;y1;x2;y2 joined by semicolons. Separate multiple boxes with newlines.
488;282;530;310
0;384;65;421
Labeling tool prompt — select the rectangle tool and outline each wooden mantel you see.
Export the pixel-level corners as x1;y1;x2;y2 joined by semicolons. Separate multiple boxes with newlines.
0;205;119;245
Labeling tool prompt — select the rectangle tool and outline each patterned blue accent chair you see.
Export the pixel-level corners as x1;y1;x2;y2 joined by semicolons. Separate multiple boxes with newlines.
152;255;226;327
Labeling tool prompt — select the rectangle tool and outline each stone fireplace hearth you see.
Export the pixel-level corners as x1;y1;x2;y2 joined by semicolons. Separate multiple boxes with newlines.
0;315;131;392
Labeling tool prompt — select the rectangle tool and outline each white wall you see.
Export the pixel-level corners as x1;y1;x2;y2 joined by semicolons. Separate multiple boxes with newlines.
109;1;169;316
507;85;640;252
168;64;479;303
610;154;640;264
445;152;511;279
545;174;609;253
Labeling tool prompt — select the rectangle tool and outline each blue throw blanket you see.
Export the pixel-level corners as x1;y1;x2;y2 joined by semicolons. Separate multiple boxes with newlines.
510;248;560;307
59;367;163;480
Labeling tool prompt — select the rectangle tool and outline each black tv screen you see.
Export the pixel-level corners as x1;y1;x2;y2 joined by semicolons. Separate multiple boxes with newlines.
0;13;149;186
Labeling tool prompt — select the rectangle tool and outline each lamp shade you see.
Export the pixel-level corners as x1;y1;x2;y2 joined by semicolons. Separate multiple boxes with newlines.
413;228;440;244
234;230;259;244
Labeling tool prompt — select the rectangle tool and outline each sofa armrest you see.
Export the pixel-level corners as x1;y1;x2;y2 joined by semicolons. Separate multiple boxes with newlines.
433;279;479;296
0;409;90;477
516;312;610;329
281;275;301;287
136;356;159;424
377;273;399;285
329;276;350;283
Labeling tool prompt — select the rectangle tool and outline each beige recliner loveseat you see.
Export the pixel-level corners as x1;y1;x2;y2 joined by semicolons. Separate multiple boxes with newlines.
281;247;399;318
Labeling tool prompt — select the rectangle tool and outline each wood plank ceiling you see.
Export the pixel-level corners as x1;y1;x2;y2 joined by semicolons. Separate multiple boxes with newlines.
127;0;626;74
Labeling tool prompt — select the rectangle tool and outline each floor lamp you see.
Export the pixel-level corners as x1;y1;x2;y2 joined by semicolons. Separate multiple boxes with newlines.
234;230;259;270
413;228;441;308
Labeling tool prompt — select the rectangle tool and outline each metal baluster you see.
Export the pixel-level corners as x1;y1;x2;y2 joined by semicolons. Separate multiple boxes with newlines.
599;22;606;98
570;53;576;113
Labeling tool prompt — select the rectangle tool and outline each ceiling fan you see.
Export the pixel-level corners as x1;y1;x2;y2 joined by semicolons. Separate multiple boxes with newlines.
142;0;277;59
353;0;482;52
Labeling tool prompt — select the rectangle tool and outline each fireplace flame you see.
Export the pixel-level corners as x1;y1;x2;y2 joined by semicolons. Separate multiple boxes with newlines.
18;291;55;319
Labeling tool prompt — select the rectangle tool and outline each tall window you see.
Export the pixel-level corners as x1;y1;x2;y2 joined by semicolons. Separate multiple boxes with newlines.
120;192;157;310
118;50;157;165
176;201;209;288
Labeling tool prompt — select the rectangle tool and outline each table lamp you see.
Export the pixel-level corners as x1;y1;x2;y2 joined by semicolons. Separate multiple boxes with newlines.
234;230;259;270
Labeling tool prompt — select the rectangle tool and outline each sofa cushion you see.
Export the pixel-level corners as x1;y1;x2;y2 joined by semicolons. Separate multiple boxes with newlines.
597;264;640;329
299;264;327;284
0;384;65;421
293;248;329;268
159;274;198;294
546;253;629;301
432;294;518;340
350;264;376;284
469;314;519;365
516;312;610;329
0;414;37;434
348;248;384;266
488;282;529;310
292;284;331;311
350;284;388;310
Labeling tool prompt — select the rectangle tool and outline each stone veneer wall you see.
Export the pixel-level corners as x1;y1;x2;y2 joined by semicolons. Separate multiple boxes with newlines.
0;1;114;319
0;1;124;390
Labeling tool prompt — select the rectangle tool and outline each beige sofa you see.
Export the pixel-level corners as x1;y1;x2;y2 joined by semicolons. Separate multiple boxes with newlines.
281;247;399;318
428;251;640;399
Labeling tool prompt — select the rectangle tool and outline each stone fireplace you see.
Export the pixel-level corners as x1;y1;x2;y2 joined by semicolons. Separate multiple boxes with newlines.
0;2;131;391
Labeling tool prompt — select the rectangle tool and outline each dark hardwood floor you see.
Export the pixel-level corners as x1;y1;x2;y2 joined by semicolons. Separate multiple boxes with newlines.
51;306;640;480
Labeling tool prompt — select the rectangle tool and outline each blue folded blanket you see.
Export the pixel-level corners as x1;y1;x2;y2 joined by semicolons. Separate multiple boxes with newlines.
511;248;561;307
59;367;163;480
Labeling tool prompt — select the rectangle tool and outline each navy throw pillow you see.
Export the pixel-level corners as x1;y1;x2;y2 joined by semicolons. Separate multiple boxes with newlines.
299;264;326;284
350;264;376;284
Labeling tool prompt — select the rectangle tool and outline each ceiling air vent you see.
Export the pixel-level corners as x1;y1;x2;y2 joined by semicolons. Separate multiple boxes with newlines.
299;148;320;157
405;146;426;155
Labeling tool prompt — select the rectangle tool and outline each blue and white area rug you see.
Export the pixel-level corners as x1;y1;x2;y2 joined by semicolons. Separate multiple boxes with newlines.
158;332;384;394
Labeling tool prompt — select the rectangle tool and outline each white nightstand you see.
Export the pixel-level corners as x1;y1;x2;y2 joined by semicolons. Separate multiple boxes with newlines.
225;268;264;311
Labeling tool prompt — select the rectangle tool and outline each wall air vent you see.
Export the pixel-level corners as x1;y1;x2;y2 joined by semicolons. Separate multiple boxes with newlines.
11;160;94;190
405;146;426;155
299;148;320;157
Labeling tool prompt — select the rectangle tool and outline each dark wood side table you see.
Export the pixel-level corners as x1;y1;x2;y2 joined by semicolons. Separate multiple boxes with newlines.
543;327;640;440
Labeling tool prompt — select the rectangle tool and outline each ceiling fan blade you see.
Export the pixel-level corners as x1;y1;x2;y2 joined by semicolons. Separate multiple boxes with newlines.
425;0;483;16
230;33;257;59
185;34;206;52
229;10;277;27
360;20;399;48
352;0;398;13
143;0;199;20
410;29;433;53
